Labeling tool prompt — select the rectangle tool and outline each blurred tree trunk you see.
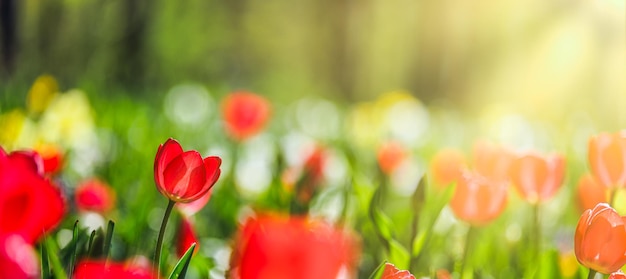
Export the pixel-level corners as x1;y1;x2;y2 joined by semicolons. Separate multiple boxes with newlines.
0;0;16;78
116;0;153;88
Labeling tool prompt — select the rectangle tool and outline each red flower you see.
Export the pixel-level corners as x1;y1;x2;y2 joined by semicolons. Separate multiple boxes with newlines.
154;138;221;203
610;270;626;279
577;173;607;212
588;132;626;189
75;178;116;213
381;263;415;279
449;171;508;226
0;234;39;279
176;217;198;258
377;141;408;175
176;189;211;217
230;214;359;279
0;147;65;244
430;148;466;187
34;143;64;174
73;259;158;279
508;152;566;203
575;203;626;274
221;91;271;141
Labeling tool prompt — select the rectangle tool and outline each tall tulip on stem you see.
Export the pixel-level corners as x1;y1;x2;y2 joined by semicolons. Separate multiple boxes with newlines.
588;132;626;206
153;138;222;277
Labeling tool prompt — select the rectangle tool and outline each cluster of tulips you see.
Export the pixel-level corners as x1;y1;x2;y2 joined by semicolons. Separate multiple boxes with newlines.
2;75;626;279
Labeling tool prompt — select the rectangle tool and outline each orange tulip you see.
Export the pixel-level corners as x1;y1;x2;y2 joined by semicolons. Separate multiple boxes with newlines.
610;270;626;279
449;171;508;226
577;174;608;212
153;138;222;203
508;152;566;203
381;263;415;279
472;141;513;183
588;132;626;189
377;141;408;175
221;91;271;141
575;203;626;274
430;148;466;187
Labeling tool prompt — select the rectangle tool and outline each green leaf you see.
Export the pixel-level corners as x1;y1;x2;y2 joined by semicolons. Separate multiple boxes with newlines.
366;260;387;279
86;230;96;256
167;243;196;279
68;220;79;278
388;239;410;270
41;240;50;279
44;237;68;279
103;220;115;258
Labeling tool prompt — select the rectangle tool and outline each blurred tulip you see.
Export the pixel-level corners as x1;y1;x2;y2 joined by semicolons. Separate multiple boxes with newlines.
75;179;116;213
176;189;211;217
610;270;626;279
154;138;222;203
430;148;466;187
26;75;58;115
0;234;39;279
176;217;198;258
472;141;513;183
436;269;452;279
377;141;408;175
577;174;607;212
381;263;415;279
508;152;566;203
0;109;27;148
221;91;271;141
34;143;64;174
575;203;626;274
5;150;44;176
588;132;626;189
449;171;508;226
0;147;65;244
558;251;579;278
73;259;158;279
230;214;359;279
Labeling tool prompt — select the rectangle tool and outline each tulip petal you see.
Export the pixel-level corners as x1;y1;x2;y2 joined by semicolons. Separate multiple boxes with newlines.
154;138;184;189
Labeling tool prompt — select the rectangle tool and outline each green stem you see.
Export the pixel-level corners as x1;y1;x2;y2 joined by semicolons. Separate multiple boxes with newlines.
155;199;175;278
460;226;475;279
587;269;597;279
533;203;541;272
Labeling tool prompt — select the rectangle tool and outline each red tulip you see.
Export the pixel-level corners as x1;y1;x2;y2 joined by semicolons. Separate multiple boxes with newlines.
588;132;626;189
4;150;44;176
73;259;158;279
176;217;198;258
221;91;271;141
575;203;626;274
610;270;626;279
75;178;116;213
0;234;39;279
154;138;221;203
230;214;359;279
430;148;466;187
577;174;607;212
176;189;211;217
377;141;408;175
449;171;508;226
508;152;566;203
0;147;65;244
381;263;415;279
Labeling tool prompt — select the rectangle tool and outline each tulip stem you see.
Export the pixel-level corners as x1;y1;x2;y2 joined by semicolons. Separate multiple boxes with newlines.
533;203;541;273
587;269;597;279
460;226;475;279
155;199;176;278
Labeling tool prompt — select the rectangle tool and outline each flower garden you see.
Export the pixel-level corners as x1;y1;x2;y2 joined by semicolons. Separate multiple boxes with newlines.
0;74;625;279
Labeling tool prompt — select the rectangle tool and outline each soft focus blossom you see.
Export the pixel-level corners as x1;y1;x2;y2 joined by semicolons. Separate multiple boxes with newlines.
430;148;466;187
508;152;566;203
26;75;58;115
0;147;65;244
34;143;64;174
230;214;359;279
610;270;626;279
154;138;222;203
588;132;626;189
472;141;513;183
377;141;408;175
283;146;328;205
381;263;415;279
176;189;212;217
176;217;198;258
574;203;626;274
75;178;116;213
577;173;607;212
449;171;508;226
73;259;158;279
0;234;39;279
221;91;271;141
558;251;579;278
38;89;95;149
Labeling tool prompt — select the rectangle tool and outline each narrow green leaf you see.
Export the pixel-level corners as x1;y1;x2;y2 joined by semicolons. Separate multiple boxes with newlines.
68;220;79;278
388;239;410;270
40;240;50;279
44;237;68;279
167;243;196;279
87;230;96;256
368;184;391;252
103;220;115;258
366;260;387;279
